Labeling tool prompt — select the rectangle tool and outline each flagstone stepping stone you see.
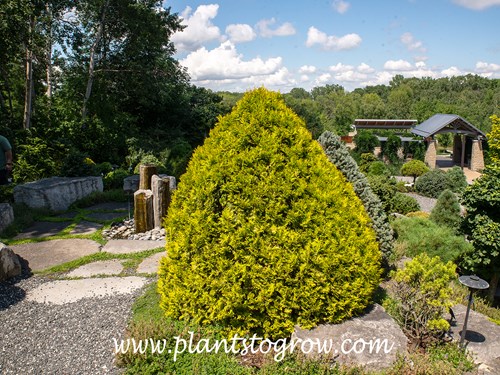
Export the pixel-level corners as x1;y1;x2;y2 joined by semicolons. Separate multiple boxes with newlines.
70;221;103;235
14;221;70;240
102;239;164;254
10;239;101;272
26;276;148;305
66;259;124;278
54;211;79;220
136;252;165;274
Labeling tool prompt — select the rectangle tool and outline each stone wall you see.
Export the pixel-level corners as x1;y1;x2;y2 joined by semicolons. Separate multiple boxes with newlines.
0;203;14;234
470;139;485;172
13;176;103;212
424;139;437;169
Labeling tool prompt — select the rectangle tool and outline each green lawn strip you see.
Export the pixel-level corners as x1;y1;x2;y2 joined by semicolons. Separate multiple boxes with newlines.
117;283;360;375
36;248;164;276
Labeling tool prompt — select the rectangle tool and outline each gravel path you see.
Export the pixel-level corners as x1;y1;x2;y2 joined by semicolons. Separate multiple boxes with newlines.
403;192;437;213
0;271;152;374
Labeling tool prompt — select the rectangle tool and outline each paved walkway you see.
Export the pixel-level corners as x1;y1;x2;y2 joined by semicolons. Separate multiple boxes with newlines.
0;202;166;373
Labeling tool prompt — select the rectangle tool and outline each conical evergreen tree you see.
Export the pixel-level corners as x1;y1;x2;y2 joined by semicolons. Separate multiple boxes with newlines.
430;189;461;231
318;131;393;261
158;88;382;338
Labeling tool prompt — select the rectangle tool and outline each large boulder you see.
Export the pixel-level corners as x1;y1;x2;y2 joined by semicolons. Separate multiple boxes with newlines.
0;243;22;281
13;176;103;211
293;304;408;371
0;203;14;233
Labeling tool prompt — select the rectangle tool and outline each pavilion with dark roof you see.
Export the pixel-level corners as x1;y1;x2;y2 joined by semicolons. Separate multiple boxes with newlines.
411;114;486;171
352;114;486;172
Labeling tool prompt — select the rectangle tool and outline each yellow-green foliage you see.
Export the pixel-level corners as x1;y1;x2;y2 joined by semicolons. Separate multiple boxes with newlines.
391;253;456;344
158;88;381;339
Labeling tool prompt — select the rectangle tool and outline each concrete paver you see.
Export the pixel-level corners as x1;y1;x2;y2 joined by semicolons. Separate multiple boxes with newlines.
102;239;164;254
10;239;101;272
66;259;124;278
26;276;148;304
136;252;165;274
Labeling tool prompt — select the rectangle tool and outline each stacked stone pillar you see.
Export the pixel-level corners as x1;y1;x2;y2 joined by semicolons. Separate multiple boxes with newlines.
134;164;173;233
470;139;485;172
424;139;437;169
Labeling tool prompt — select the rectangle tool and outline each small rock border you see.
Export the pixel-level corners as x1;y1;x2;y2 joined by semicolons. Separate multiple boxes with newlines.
102;219;165;241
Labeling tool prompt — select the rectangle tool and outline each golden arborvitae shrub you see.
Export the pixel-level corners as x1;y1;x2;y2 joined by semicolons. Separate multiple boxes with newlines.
158;88;381;338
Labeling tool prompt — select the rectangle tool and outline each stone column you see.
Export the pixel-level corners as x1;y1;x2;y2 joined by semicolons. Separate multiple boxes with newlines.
139;164;157;190
424;139;437;169
453;135;462;164
470;139;485;172
134;189;154;233
151;175;171;229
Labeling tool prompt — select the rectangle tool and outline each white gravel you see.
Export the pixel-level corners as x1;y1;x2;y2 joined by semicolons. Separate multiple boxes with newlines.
0;271;152;374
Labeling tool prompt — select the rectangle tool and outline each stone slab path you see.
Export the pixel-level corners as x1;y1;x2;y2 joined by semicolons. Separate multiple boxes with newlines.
102;239;165;254
26;276;149;305
66;259;125;278
9;239;101;272
137;252;165;274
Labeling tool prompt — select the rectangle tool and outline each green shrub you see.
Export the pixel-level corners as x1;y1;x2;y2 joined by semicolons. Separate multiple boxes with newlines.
430;189;461;232
163;139;193;178
391;192;420;214
367;175;397;214
354;130;379;154
367;161;389;176
389;253;456;347
104;168;130;190
401;159;429;183
158;89;382;339
395;180;408;192
358;152;378;173
319;131;394;261
95;162;114;176
132;153;166;174
415;169;449;198
446;166;468;194
13;137;60;183
391;217;473;263
60;150;98;177
382;134;402;164
406;211;430;219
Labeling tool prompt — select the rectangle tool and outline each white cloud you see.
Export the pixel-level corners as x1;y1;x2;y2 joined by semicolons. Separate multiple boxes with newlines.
299;65;317;74
400;32;426;53
226;24;256;43
316;73;332;84
335;70;368;82
300;75;310;82
179;41;282;81
452;0;500;10
475;61;500;72
306;27;362;51
384;59;413;71
256;18;296;38
171;5;221;52
357;63;375;74
441;66;464;76
243;67;296;88
332;0;350;14
329;63;353;72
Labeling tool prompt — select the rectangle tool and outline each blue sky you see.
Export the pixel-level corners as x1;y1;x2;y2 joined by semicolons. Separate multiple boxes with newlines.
162;0;500;92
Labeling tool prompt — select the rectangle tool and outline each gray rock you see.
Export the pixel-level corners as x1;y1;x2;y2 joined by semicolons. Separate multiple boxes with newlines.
293;304;407;371
0;203;14;234
13;176;103;211
0;243;22;281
